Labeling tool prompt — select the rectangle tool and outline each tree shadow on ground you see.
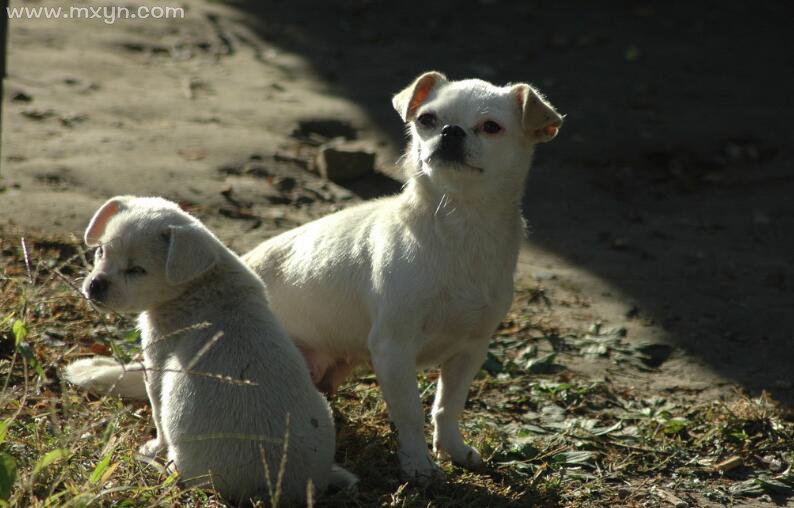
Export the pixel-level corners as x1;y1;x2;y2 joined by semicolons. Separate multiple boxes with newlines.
223;0;794;405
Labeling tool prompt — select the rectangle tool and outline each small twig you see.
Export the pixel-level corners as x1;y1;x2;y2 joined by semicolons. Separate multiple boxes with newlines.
20;237;33;283
713;455;743;472
136;366;257;387
141;321;212;351
274;413;291;508
184;331;224;372
650;485;688;507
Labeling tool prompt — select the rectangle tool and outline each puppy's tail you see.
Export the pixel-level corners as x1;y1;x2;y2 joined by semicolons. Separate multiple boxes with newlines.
63;357;148;400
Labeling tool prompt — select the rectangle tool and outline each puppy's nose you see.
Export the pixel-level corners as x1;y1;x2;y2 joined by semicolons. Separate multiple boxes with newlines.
87;277;109;301
441;125;466;139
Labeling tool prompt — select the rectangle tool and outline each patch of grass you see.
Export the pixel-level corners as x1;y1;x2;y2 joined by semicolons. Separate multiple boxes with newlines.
1;231;792;506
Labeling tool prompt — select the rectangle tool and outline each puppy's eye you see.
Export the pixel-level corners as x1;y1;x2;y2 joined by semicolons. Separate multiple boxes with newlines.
482;120;502;134
125;266;147;276
417;113;437;129
95;246;104;258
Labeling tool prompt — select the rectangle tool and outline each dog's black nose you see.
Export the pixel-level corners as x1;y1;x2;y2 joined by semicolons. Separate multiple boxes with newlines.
87;277;109;301
441;125;466;139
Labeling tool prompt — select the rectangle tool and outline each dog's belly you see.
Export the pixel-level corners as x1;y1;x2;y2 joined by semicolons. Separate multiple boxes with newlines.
416;298;508;368
266;279;372;360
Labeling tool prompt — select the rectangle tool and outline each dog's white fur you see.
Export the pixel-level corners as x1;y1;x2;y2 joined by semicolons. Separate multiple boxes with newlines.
75;196;339;503
65;72;562;481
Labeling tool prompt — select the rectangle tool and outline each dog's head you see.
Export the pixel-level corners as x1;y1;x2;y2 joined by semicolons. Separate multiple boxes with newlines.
81;196;220;313
394;71;562;195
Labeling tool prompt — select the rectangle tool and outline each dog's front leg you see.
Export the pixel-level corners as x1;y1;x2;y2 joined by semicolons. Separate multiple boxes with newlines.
368;332;442;482
138;362;166;458
431;342;488;469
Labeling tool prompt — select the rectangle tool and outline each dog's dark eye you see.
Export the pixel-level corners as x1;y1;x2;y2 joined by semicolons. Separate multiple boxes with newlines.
482;120;502;134
417;113;437;129
125;266;147;276
95;246;104;258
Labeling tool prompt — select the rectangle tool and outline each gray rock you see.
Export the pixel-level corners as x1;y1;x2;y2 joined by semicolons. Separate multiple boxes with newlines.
314;142;376;182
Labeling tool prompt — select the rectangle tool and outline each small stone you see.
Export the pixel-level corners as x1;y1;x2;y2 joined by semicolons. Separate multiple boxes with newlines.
11;91;33;102
762;454;784;472
21;108;56;120
292;119;357;140
245;164;270;178
314;141;376;182
264;194;291;205
533;271;556;281
274;176;297;192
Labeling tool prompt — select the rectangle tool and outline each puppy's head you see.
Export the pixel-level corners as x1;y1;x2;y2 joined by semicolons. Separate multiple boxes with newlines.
394;71;562;194
81;196;220;313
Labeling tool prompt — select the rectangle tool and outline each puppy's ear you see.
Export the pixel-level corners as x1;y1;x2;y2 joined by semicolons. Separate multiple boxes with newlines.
392;71;448;122
85;196;132;246
164;224;219;285
512;84;563;143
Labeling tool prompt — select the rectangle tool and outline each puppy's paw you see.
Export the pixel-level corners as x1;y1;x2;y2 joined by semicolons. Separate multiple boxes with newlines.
138;438;165;458
398;453;445;485
434;441;484;470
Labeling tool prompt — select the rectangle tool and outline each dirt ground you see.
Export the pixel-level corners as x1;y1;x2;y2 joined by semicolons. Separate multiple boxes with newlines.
1;0;793;505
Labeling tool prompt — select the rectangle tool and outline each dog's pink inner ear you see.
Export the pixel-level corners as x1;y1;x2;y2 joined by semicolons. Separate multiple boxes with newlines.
394;71;447;121
407;75;437;119
514;84;563;143
84;200;120;246
538;124;560;139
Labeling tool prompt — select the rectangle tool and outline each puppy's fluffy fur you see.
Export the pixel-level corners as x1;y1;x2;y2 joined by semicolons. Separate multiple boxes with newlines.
66;72;562;481
75;196;338;503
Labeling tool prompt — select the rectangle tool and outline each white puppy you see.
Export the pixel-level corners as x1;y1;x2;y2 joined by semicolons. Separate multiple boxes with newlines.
66;72;563;481
75;196;339;504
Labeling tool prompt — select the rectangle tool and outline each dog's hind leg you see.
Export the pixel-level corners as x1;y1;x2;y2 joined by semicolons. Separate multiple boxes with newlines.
328;464;360;493
297;345;330;387
317;359;355;396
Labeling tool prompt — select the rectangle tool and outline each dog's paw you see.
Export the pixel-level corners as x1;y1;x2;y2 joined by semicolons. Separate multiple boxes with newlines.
138;438;165;458
434;441;484;470
399;453;445;485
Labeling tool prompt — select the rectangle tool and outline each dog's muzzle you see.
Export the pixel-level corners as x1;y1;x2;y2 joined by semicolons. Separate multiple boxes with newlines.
434;124;466;163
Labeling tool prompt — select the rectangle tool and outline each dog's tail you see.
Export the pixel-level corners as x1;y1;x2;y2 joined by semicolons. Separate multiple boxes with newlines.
63;357;148;400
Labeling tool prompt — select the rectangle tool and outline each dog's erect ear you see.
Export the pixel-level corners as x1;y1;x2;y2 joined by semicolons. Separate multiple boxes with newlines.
85;196;132;246
392;71;448;122
512;84;563;143
164;224;219;285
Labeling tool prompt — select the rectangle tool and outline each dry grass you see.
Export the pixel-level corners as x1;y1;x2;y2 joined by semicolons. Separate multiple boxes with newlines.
1;231;792;507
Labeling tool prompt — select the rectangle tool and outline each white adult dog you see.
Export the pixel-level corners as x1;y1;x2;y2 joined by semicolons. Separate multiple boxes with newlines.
66;71;563;481
74;196;341;503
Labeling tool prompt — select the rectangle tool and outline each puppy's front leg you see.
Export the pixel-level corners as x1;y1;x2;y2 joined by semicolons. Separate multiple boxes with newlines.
138;362;166;458
368;332;442;482
432;342;488;469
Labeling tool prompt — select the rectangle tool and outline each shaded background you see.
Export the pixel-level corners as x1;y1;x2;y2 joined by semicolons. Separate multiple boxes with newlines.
2;0;793;405
227;0;794;403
